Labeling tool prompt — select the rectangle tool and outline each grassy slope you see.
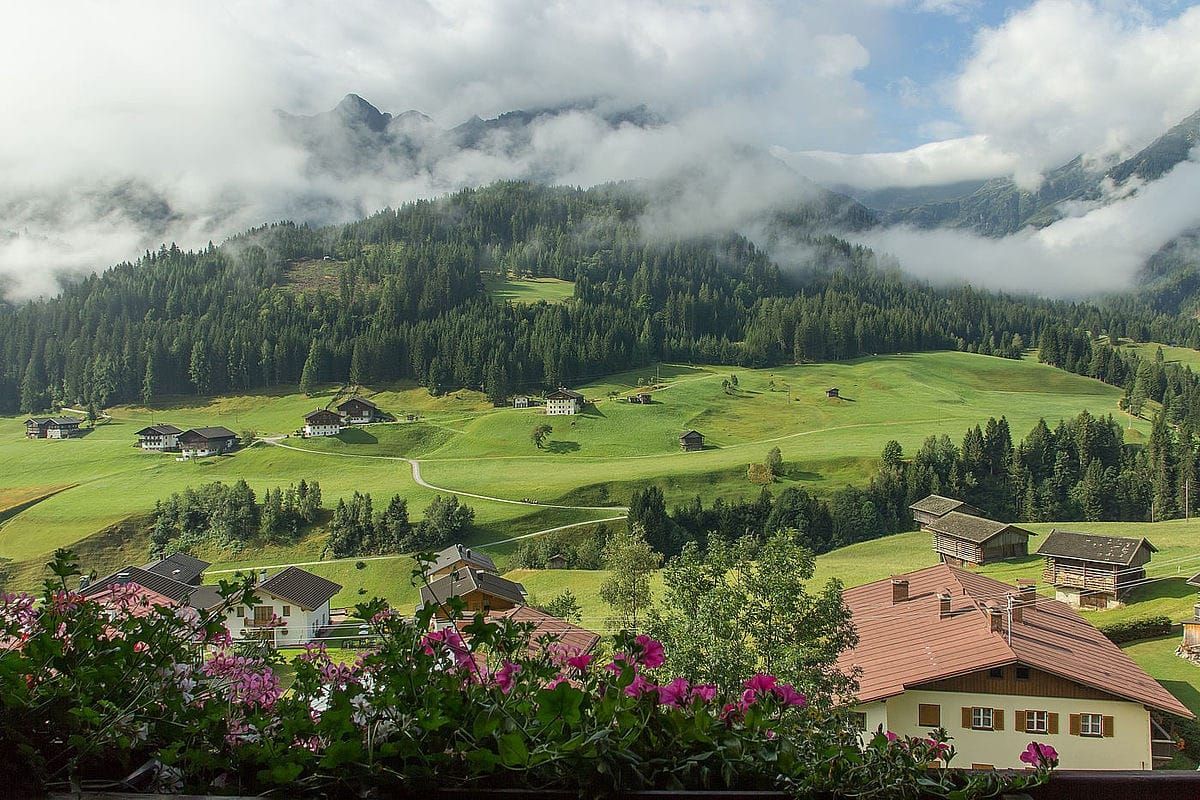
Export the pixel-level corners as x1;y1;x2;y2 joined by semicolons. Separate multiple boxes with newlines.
483;275;576;304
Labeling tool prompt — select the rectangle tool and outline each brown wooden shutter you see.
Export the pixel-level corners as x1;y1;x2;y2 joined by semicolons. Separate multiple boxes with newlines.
1048;713;1059;735
919;704;941;727
993;709;1004;731
1015;710;1027;733
962;707;973;728
1103;716;1115;737
1069;714;1081;736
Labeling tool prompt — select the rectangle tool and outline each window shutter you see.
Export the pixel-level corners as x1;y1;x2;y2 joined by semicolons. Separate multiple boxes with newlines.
993;709;1004;731
1103;716;1115;738
1015;710;1027;733
962;707;973;728
919;704;941;727
1048;713;1059;735
1069;714;1081;736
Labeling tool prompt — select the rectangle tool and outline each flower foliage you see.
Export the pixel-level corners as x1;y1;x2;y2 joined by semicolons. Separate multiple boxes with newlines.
0;549;1054;798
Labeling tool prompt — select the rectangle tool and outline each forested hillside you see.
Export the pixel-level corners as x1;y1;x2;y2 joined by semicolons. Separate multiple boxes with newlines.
1;181;1197;414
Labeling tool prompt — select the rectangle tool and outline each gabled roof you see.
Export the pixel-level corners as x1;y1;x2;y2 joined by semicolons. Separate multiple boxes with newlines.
1187;572;1200;589
486;605;600;657
258;566;342;610
419;568;527;607
545;388;584;400
837;563;1190;718
1036;529;1157;566
82;565;195;604
25;418;52;425
680;429;704;441
337;395;379;410
909;494;983;518
27;416;81;426
179;426;238;441
143;552;210;584
425;544;497;576
136;424;183;436
926;511;1033;544
304;409;342;422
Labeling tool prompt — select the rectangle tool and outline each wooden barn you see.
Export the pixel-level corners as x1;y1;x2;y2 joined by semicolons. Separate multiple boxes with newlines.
679;430;704;452
423;544;498;579
927;512;1035;567
25;417;82;439
909;494;986;530
1037;530;1157;609
1181;579;1200;656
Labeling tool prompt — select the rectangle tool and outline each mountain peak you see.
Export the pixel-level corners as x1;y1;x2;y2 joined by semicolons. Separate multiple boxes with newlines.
334;94;392;132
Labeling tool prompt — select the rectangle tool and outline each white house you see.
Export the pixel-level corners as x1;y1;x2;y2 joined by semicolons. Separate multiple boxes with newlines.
135;424;182;451
303;409;343;438
545;388;584;416
223;566;342;647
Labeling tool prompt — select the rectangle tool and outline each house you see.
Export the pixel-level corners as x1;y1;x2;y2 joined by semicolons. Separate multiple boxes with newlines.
337;396;382;424
679;430;705;452
224;566;342;647
135;424;183;451
25;417;82;439
546;553;568;570
177;427;238;458
826;387;840;398
419;567;526;619
423;544;498;579
303;409;343;438
908;494;985;530
837;564;1191;771
512;396;531;409
545;388;584;416
485;605;600;660
1037;530;1157;609
927;512;1035;566
629;392;652;404
143;551;210;585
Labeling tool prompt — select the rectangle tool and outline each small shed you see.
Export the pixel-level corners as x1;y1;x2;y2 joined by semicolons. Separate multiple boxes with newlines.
909;494;986;530
1037;530;1157;609
927;512;1035;567
547;553;569;570
826;387;840;398
1182;574;1200;655
680;430;705;452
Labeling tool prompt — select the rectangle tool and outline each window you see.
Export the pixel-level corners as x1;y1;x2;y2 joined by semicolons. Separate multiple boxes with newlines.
282;605;291;617
236;607;245;618
1025;710;1048;734
1080;713;1104;737
918;703;941;727
988;667;1004;679
972;707;993;730
1016;665;1031;680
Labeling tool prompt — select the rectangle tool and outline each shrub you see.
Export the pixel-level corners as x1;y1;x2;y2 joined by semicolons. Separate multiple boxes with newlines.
1099;615;1174;644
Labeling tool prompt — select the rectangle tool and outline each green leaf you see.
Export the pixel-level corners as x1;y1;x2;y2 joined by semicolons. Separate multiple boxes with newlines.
266;761;304;784
497;732;529;767
536;682;584;726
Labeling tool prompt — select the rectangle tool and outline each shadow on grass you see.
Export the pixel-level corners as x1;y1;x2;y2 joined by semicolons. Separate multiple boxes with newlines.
546;440;581;454
1127;576;1195;604
1161;679;1200;717
336;428;378;445
580;405;606;418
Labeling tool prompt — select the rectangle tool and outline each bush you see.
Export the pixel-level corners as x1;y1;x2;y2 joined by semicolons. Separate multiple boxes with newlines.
1099;615;1174;644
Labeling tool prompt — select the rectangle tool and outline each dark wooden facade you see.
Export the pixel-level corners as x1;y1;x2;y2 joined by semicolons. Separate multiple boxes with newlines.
915;664;1119;702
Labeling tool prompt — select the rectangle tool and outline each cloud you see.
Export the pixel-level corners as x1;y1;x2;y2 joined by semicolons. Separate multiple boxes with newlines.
854;151;1200;296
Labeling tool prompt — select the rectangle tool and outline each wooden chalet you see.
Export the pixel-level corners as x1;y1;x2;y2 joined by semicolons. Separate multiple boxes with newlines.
423;544;498;579
419;567;526;619
1037;530;1157;609
546;553;568;569
25;417;81;439
135;424;182;451
545;387;584;416
337;396;382;424
909;494;986;529
177;426;238;458
927;512;1034;567
680;430;705;452
826;387;840;398
303;409;343;438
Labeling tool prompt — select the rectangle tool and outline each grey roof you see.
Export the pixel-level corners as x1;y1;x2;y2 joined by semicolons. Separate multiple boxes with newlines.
143;552;210;584
27;417;80;426
909;494;983;517
1037;530;1157;566
179;426;237;441
186;585;226;610
680;429;704;441
546;388;584;400
82;565;195;603
926;511;1034;544
136;424;183;436
258;566;342;610
304;409;342;422
425;544;497;576
337;396;379;410
419;568;527;607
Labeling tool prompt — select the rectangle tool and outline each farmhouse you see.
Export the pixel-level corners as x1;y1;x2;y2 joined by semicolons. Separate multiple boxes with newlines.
303;409;343;437
679;430;705;452
337;396;383;424
135;424;182;451
545;387;584;415
143;551;210;585
423;543;498;579
909;494;985;529
485;605;600;660
826;387;839;398
838;564;1191;771
512;396;532;408
927;511;1034;566
25;417;82;439
419;567;527;619
224;567;342;647
1037;530;1156;609
177;427;238;458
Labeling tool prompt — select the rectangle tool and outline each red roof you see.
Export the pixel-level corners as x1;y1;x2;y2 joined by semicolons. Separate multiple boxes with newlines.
838;563;1192;718
485;605;600;659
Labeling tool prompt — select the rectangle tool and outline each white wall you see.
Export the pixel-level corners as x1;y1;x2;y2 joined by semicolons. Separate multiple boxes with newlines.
223;595;332;647
304;423;341;437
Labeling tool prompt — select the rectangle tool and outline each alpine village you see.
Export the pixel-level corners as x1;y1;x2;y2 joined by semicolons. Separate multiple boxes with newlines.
6;3;1200;799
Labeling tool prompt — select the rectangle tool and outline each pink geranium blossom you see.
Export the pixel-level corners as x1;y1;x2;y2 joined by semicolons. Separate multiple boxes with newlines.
773;683;806;708
744;673;777;694
1020;741;1059;767
624;673;653;698
633;634;665;668
691;683;717;703
494;661;521;694
656;677;691;707
566;653;593;671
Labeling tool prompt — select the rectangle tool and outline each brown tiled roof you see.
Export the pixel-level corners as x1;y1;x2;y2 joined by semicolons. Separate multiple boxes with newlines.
926;511;1033;544
486;605;600;657
425;544;497;576
420;568;527;607
908;494;983;517
1036;529;1157;566
837;563;1191;718
143;552;210;584
258;566;342;610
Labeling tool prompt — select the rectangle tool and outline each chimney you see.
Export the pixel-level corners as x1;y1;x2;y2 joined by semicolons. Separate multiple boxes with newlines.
259;569;268;585
79;575;91;590
938;591;952;618
987;603;1004;634
1017;579;1036;600
891;578;909;605
1011;595;1024;624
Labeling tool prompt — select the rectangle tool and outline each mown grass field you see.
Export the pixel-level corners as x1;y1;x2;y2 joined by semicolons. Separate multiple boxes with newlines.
483;274;576;304
0;351;1147;599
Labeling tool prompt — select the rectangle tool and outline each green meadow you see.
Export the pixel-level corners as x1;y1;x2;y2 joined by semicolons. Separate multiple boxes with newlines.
483;274;576;304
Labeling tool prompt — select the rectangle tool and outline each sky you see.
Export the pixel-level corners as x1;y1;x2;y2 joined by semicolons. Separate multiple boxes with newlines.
1;0;1199;298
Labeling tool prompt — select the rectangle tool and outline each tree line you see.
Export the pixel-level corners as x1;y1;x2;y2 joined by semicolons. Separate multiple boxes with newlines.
325;492;475;559
151;479;322;555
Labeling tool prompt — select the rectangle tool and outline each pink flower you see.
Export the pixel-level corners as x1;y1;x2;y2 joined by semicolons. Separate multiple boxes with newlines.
625;673;653;698
605;652;632;674
691;683;717;703
133;641;150;654
634;634;665;668
1020;742;1059;768
772;683;806;708
421;628;472;669
885;731;899;743
744;673;777;694
925;738;950;760
494;661;521;694
567;653;593;671
656;677;691;707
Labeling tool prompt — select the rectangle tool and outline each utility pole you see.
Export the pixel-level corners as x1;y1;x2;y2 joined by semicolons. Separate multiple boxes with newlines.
1006;595;1013;646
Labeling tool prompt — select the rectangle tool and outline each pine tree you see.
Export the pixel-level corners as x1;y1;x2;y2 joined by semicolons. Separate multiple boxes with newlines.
188;341;211;395
300;340;319;396
141;357;157;406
